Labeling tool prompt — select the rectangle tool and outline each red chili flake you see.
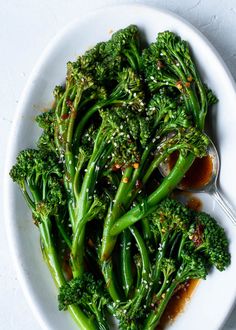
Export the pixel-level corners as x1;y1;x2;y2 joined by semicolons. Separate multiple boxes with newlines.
191;223;204;247
66;99;73;108
111;163;122;171
61;113;69;120
176;81;183;90
185;81;191;88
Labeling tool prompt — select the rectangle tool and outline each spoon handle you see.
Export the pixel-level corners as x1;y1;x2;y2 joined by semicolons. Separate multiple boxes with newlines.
211;188;236;226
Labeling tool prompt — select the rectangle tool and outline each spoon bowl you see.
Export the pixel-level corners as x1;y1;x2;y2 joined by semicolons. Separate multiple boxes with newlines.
159;136;236;225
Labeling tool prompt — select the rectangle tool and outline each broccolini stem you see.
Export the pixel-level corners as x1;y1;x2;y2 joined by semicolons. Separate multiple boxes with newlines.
172;49;207;128
61;85;72;117
153;234;169;290
101;167;134;261
177;234;187;260
68;305;97;330
69;85;77;100
64;88;84;189
40;219;65;287
71;127;111;277
21;184;35;210
39;219;96;330
66;87;83;149
123;50;138;71
120;230;133;298
142;152;168;185
155;275;170;300
173;65;201;128
193;71;207;130
140;217;152;243
55;215;72;249
144;281;177;329
70;161;97;276
73;151;87;202
57;86;73;143
131;42;142;70
129;142;154;187
65;151;75;192
110;153;195;235
71;228;85;278
74;103;101;146
130;226;150;277
129;225;151;317
102;258;123;302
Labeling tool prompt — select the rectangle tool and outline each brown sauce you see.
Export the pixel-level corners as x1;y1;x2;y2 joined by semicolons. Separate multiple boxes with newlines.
157;279;200;330
186;196;202;212
168;151;213;190
172;191;203;212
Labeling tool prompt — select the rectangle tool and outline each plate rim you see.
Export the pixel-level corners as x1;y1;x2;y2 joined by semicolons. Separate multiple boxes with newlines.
4;3;236;330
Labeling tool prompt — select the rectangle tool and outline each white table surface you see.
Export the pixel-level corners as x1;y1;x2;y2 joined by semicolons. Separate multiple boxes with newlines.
1;0;236;329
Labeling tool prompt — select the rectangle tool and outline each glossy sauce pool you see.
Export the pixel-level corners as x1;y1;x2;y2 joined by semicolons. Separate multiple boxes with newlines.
168;151;213;190
157;279;200;330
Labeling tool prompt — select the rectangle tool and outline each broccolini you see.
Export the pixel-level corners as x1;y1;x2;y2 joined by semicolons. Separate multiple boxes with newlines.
10;25;230;330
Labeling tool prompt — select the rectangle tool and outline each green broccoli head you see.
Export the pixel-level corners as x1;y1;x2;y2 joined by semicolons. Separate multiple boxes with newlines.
106;25;141;71
10;149;64;214
147;94;192;134
160;257;176;279
36;177;66;217
66;61;94;89
36;110;57;153
108;25;140;53
142;41;177;92
156;31;193;74
58;273;110;329
109;67;145;112
10;148;62;188
114;299;145;330
156;127;209;160
100;104;152;165
205;85;218;106
148;94;177;122
74;25;141;85
177;127;209;157
10;149;38;188
117;316;142;330
80;123;99;158
150;198;192;235
36;110;55;131
53;85;64;103
142;30;217;130
189;211;231;271
177;248;209;282
150;198;230;274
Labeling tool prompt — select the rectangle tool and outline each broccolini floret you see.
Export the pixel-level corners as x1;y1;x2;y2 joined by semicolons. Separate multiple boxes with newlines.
59;273;110;330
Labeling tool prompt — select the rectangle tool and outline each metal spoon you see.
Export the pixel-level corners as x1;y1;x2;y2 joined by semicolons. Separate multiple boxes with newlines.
159;137;236;225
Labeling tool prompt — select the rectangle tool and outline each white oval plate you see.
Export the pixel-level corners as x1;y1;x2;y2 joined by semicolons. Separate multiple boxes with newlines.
4;4;236;330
